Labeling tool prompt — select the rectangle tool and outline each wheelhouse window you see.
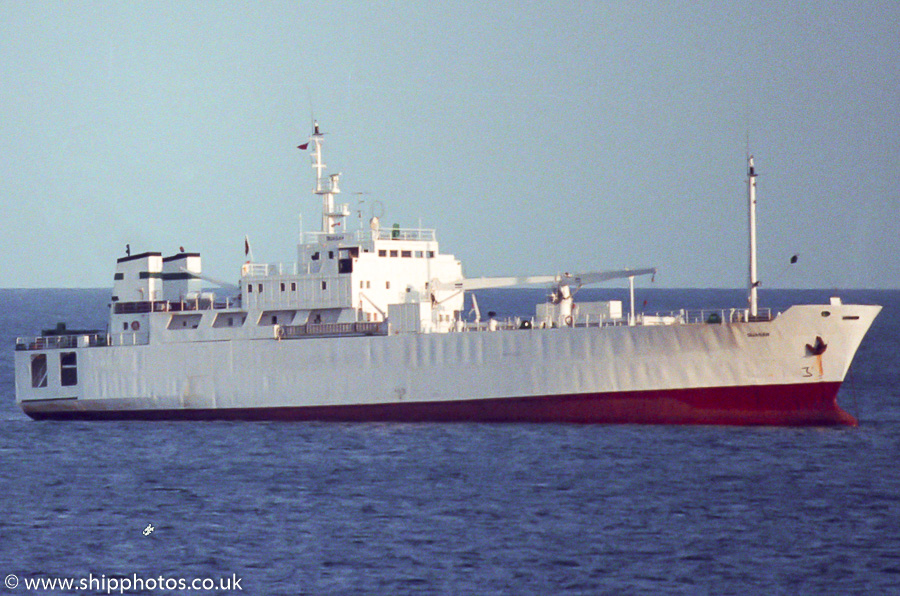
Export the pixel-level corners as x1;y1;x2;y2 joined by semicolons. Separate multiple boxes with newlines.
31;354;48;388
61;352;77;386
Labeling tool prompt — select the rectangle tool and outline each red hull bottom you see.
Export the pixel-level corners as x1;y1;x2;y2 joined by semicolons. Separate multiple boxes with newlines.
23;382;857;426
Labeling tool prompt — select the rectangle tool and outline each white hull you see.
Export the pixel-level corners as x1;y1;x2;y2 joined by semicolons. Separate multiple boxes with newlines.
16;303;880;425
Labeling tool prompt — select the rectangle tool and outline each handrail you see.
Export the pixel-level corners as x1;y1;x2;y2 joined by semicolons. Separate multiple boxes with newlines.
640;308;774;325
279;322;386;338
240;262;311;278
374;228;435;242
302;228;437;244
13;305;777;352
16;332;151;351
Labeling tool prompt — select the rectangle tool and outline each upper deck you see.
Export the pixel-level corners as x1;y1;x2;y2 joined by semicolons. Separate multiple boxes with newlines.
302;226;436;245
15;301;776;352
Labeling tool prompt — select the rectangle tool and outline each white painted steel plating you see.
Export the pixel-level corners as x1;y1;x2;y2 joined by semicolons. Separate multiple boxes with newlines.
14;303;882;414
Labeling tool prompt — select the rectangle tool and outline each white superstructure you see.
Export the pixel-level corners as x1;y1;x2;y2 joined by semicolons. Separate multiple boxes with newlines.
239;121;465;334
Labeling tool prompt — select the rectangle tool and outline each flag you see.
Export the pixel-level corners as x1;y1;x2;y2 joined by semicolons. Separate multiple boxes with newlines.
297;142;309;150
244;235;250;256
790;254;798;264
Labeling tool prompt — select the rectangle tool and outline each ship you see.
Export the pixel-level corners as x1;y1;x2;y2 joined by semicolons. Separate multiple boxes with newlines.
14;122;881;425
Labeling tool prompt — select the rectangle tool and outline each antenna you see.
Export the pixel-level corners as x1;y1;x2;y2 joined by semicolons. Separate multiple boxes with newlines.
306;87;315;132
353;192;367;231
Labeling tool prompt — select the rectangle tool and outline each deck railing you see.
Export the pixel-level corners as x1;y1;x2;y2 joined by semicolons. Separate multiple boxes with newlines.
14;305;775;351
643;308;774;325
373;228;436;242
241;262;311;277
279;321;386;339
460;307;775;332
302;228;437;244
16;332;150;351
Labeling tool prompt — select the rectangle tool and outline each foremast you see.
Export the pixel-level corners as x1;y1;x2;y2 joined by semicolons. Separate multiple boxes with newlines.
747;156;759;318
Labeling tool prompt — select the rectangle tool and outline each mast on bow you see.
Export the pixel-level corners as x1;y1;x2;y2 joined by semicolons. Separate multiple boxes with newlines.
747;156;759;318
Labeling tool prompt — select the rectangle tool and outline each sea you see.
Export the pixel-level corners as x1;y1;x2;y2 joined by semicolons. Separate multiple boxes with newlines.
0;288;897;595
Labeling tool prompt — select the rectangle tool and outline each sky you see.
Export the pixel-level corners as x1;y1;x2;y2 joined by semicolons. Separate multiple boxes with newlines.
1;1;897;289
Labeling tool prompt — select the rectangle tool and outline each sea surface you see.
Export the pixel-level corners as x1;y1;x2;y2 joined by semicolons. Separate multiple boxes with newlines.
0;288;898;595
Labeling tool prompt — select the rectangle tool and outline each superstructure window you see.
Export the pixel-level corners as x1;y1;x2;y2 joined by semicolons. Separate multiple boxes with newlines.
258;284;263;293
401;250;412;258
247;284;253;293
321;281;327;290
311;252;320;261
378;250;387;257
31;354;48;388
61;352;77;386
426;251;435;258
414;251;423;258
280;283;285;292
291;282;297;291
